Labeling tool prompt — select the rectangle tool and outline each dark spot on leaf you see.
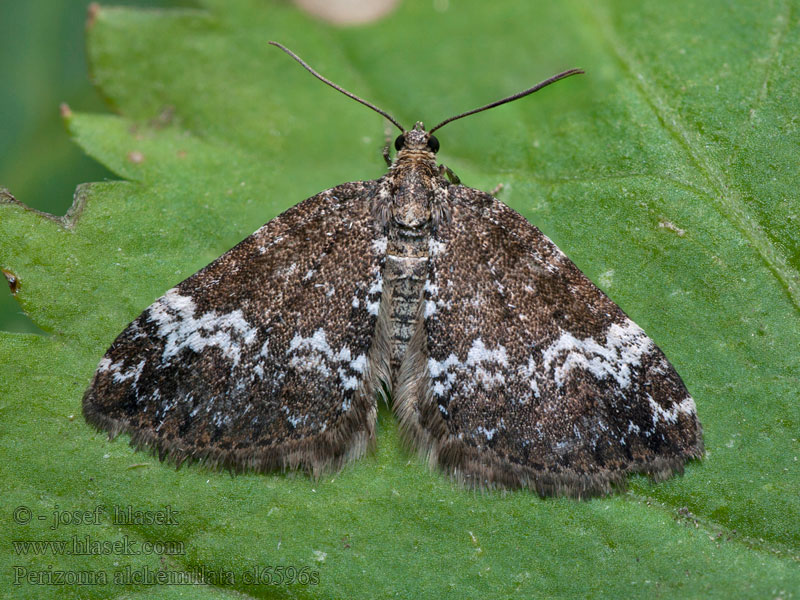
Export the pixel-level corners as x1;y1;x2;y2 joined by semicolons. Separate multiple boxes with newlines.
2;269;19;294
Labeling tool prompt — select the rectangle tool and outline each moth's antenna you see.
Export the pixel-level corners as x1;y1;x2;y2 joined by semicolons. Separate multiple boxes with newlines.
269;41;405;133
429;68;584;134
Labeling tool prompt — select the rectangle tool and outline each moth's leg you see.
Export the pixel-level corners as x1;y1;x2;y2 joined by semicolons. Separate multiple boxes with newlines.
383;123;393;167
489;183;504;197
438;164;461;185
382;141;392;167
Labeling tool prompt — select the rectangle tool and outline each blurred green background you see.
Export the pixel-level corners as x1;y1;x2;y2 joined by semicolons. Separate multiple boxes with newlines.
0;0;193;333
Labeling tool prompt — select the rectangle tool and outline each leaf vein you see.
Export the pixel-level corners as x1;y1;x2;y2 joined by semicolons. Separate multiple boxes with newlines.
586;3;800;312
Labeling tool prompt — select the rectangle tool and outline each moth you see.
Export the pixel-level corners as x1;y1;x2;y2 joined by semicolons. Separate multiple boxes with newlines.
84;42;703;497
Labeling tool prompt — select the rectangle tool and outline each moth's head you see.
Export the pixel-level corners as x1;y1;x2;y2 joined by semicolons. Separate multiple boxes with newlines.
394;122;440;159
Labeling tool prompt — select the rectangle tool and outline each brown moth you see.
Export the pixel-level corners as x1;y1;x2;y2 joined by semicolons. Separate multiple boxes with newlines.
83;43;703;497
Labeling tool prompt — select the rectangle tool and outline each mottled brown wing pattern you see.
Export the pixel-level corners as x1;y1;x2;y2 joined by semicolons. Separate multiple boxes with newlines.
396;186;703;497
83;181;387;476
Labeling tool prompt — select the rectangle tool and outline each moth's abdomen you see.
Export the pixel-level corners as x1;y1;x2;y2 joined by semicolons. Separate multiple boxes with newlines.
380;229;429;384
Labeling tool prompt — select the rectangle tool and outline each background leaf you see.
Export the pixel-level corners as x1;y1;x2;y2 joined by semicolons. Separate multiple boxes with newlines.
0;0;196;333
1;0;798;597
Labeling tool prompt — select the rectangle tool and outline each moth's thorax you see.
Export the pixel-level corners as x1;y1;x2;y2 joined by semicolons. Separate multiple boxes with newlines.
388;168;438;230
384;124;441;231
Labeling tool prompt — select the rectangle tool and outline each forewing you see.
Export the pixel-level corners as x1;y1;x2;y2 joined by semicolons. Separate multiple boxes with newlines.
84;181;386;475
397;186;703;497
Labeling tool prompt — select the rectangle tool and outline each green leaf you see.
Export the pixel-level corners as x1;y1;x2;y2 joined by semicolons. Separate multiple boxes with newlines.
2;0;798;597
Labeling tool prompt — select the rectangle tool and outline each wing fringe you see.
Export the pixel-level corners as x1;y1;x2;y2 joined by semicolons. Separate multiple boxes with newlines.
82;364;381;479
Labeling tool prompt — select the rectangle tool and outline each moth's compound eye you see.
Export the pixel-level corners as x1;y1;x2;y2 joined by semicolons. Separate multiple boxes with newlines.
427;135;440;153
394;134;406;151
